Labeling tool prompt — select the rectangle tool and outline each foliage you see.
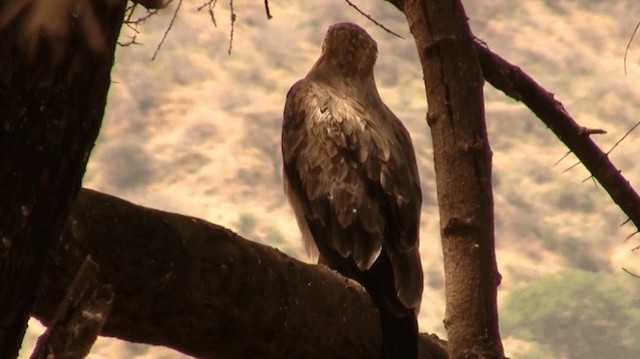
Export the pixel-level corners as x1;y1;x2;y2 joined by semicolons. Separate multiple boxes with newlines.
501;269;640;359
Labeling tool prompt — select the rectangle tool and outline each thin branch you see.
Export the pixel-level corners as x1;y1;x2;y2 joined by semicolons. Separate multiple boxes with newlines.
120;2;162;47
152;0;182;60
117;34;140;47
227;0;236;55
124;3;159;27
344;0;404;39
622;267;640;279
197;0;218;27
624;20;640;75
264;0;273;19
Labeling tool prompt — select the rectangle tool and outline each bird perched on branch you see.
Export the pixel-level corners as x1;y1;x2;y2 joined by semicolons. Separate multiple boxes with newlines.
281;22;424;358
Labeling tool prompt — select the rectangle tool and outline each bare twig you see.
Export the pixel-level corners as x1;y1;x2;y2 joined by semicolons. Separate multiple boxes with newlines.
344;0;403;39
264;0;273;19
622;267;640;279
119;2;162;47
197;0;218;27
624;20;640;75
152;0;182;60
124;2;159;26
227;0;236;55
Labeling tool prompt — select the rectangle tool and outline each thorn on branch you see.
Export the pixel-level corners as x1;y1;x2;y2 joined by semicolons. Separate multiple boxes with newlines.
561;161;581;174
581;175;599;188
117;34;140;47
625;230;639;242
553;150;572;167
606;121;640;156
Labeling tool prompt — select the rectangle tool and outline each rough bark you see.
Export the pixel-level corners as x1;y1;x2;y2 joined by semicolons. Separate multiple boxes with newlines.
475;40;640;234
32;189;404;359
31;256;113;359
0;1;127;357
388;0;503;357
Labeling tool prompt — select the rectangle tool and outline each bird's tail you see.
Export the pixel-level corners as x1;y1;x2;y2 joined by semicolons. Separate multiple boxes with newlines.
362;250;420;359
378;305;418;359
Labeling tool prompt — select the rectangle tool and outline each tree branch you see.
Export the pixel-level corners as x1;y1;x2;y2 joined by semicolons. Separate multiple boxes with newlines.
31;189;448;358
475;40;640;234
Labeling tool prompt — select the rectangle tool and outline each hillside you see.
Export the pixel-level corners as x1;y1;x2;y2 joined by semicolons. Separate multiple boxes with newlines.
19;1;640;358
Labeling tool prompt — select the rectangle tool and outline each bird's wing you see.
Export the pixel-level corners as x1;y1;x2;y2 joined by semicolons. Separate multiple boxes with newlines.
282;79;422;309
283;79;382;267
282;78;422;263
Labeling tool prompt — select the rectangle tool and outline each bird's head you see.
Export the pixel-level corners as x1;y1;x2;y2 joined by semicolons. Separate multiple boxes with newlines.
314;22;378;78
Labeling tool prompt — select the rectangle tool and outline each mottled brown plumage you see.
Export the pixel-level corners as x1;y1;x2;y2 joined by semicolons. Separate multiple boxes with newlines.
282;23;423;358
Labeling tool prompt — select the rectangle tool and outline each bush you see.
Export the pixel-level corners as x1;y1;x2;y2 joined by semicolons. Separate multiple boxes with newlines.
501;270;640;359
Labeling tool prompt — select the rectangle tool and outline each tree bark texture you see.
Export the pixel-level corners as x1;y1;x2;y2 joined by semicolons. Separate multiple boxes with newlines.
30;256;113;359
389;0;504;357
0;1;127;357
32;189;407;359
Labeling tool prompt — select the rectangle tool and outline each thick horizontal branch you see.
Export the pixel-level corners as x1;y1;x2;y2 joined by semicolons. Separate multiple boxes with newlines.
32;189;447;359
475;40;640;234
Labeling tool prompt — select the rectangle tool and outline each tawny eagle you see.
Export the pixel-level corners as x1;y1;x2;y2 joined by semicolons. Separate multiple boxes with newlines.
282;22;423;358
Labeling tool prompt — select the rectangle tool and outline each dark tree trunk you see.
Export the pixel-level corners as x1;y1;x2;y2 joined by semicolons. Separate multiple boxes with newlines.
388;0;504;357
0;1;128;357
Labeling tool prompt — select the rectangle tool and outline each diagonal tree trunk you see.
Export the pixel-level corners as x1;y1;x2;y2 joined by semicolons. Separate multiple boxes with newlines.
0;1;128;356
